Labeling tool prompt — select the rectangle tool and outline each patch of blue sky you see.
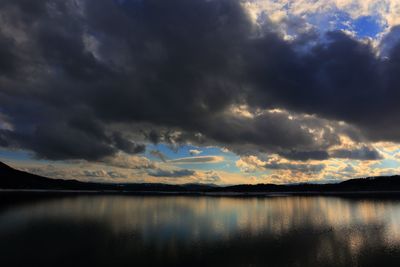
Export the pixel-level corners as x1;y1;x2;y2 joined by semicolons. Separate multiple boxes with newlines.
371;158;400;170
176;154;242;172
306;10;352;32
306;10;384;39
0;149;34;162
353;15;385;38
146;143;234;160
145;143;242;172
145;143;181;161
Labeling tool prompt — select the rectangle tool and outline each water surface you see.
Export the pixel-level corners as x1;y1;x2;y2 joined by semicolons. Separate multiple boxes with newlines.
1;194;400;266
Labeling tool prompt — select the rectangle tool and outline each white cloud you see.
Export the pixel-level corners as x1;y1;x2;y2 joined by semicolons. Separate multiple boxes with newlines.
189;149;202;155
243;0;400;38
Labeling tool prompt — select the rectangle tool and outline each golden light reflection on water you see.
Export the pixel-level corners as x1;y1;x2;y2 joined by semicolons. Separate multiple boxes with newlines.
3;195;400;266
2;196;400;245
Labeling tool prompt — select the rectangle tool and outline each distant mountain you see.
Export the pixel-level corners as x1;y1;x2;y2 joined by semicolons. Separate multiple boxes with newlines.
1;161;400;193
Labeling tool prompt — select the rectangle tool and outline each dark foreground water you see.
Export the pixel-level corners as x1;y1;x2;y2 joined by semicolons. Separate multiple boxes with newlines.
1;195;400;266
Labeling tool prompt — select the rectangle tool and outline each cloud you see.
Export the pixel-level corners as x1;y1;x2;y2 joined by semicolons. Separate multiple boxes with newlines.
189;149;202;155
150;150;168;162
264;162;325;173
243;0;400;34
101;153;155;169
236;156;265;173
169;156;224;164
19;164;71;180
1;0;400;181
329;146;382;160
280;150;329;161
236;155;325;174
82;169;127;179
23;164;129;180
340;164;356;173
147;168;195;178
112;132;145;155
106;171;127;179
83;170;107;178
199;170;221;183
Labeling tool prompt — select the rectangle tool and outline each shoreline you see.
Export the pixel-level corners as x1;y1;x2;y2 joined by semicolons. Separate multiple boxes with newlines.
2;189;400;198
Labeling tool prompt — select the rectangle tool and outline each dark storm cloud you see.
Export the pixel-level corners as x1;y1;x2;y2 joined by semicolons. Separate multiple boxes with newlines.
280;150;330;161
329;146;382;160
263;162;325;173
1;0;400;162
0;38;18;76
112;132;145;154
146;130;161;145
0;0;252;160
0;130;11;147
245;29;400;143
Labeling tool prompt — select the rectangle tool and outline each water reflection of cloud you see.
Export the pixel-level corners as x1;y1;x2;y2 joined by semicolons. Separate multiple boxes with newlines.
2;196;400;245
2;196;400;266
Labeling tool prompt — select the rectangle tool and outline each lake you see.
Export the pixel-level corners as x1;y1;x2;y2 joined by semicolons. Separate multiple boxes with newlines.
1;194;400;266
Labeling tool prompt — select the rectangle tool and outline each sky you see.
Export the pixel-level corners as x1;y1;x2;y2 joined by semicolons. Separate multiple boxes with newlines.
2;0;400;185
